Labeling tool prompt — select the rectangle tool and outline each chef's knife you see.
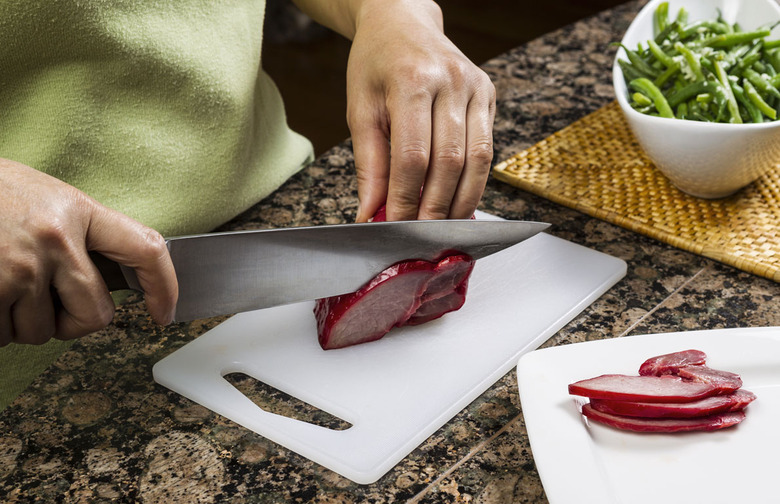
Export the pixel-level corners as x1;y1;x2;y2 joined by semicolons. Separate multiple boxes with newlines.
92;219;549;322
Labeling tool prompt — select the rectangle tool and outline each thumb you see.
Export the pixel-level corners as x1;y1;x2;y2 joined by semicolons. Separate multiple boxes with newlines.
86;205;178;325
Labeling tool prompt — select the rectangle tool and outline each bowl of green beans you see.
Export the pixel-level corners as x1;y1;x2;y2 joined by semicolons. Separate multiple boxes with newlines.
613;0;780;198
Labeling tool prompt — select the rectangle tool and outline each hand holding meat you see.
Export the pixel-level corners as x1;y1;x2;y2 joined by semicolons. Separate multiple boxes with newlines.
0;158;178;346
348;0;495;222
293;0;495;223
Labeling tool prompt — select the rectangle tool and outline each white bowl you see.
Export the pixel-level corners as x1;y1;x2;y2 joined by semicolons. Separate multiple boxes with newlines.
613;0;780;198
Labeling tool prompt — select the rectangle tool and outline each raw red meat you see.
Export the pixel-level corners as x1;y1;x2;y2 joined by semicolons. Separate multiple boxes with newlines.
314;205;475;350
315;260;436;349
569;349;756;434
568;374;718;403
638;349;708;376
581;403;746;432
403;255;473;326
638;349;742;392
590;388;756;419
676;365;743;393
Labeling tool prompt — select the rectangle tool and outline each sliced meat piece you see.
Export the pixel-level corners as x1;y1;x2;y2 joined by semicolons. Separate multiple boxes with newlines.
589;388;756;418
677;365;743;393
581;403;746;432
402;255;474;326
568;374;718;403
638;349;708;376
315;204;476;349
315;260;435;350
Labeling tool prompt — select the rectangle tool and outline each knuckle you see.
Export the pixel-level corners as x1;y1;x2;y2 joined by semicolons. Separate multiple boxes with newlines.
444;58;469;82
387;65;437;99
468;138;494;167
95;302;116;328
386;197;421;221
33;216;71;250
396;143;430;169
401;65;436;89
420;200;452;220
457;192;484;214
78;303;115;334
12;316;56;346
433;143;466;170
7;255;39;284
138;228;168;263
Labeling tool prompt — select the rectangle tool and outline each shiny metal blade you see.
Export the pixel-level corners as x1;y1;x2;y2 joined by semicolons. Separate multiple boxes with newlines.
161;219;548;321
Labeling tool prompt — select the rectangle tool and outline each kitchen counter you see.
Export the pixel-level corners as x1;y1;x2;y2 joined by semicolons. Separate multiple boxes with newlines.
2;1;778;502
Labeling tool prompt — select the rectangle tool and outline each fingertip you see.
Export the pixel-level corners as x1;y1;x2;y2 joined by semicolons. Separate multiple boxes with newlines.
146;293;177;326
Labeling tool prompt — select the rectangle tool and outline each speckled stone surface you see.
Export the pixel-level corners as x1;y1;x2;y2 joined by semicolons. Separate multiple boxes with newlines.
3;1;779;502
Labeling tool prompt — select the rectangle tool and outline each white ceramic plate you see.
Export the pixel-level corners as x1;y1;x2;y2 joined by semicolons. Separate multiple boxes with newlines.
517;328;780;504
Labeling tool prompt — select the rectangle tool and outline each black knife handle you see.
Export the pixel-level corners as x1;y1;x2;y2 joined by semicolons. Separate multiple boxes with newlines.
88;252;142;292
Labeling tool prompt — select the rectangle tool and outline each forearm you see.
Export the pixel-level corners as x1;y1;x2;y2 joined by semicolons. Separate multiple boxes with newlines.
290;0;443;41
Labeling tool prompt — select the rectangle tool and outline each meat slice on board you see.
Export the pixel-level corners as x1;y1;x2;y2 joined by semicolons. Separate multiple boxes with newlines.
315;205;475;350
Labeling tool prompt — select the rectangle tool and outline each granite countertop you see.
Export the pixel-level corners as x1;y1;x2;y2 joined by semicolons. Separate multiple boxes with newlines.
3;1;779;502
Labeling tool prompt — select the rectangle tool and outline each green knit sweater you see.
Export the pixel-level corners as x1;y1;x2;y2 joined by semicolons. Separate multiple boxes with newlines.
0;0;314;409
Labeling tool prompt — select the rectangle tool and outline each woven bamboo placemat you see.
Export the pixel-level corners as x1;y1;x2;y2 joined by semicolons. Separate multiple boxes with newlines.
492;101;780;282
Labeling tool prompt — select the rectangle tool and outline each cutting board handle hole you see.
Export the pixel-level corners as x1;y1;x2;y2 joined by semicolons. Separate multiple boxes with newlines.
223;372;353;431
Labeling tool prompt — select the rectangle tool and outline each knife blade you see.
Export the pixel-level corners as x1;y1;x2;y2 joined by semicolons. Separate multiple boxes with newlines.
92;219;549;322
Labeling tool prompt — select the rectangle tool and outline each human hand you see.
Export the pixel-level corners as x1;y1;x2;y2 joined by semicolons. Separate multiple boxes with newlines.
0;159;178;346
346;0;496;222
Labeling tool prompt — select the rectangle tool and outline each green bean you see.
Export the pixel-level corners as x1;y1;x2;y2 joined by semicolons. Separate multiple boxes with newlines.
731;81;763;123
632;92;653;107
744;80;777;119
647;39;676;68
713;60;742;123
630;78;674;118
667;80;717;107
654;62;680;87
743;67;780;99
676;101;688;119
679;20;730;38
765;39;780;50
621;44;661;78
654;2;669;38
703;30;772;48
675;7;688;27
674;41;704;81
654;21;680;45
619;4;780;122
730;51;762;76
619;58;649;82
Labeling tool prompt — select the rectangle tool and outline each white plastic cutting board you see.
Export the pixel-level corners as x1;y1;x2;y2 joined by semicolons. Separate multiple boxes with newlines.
153;216;627;484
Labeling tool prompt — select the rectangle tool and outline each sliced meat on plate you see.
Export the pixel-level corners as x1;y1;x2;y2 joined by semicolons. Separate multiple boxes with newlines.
676;365;743;393
638;349;708;376
589;388;756;418
568;374;718;403
581;403;746;432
